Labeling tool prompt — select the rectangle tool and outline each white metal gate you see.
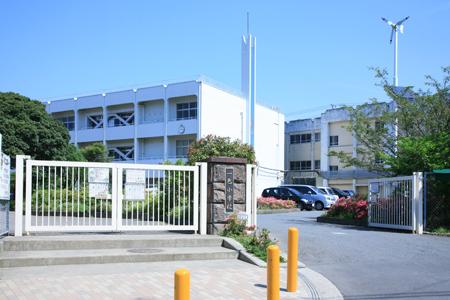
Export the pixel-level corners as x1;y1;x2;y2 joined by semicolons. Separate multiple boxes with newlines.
368;173;423;232
22;159;198;233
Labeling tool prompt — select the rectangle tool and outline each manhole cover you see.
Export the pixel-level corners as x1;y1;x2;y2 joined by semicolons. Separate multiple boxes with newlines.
127;248;162;254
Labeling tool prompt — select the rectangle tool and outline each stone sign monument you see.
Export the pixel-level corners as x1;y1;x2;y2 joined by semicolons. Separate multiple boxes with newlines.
207;157;247;234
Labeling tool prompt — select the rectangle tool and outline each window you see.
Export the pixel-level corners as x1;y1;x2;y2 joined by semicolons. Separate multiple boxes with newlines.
290;161;300;171
329;165;339;172
87;114;103;129
300;161;311;170
290;135;300;144
290;134;311;144
176;102;197;120
300;134;311;143
314;132;321;142
314;160;321;170
176;140;193;157
329;135;339;146
57;116;75;131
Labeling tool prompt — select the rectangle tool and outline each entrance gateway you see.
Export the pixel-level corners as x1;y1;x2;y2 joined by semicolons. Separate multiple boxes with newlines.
14;156;257;236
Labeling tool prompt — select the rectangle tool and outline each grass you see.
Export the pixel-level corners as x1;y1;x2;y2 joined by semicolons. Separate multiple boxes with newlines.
428;226;450;235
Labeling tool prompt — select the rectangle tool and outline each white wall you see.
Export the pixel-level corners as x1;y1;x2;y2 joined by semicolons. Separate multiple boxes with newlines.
254;104;285;195
200;83;246;141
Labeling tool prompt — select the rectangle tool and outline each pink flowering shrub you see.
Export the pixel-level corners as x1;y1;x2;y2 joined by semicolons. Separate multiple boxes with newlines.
257;197;296;209
326;197;368;220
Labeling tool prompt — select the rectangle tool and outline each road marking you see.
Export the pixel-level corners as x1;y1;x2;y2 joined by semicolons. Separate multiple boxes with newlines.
332;232;347;235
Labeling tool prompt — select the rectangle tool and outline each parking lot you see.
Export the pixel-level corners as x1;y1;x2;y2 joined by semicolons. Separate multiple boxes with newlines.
259;211;450;300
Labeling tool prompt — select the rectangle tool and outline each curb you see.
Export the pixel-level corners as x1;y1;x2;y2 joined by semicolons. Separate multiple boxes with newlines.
222;237;343;300
257;208;301;215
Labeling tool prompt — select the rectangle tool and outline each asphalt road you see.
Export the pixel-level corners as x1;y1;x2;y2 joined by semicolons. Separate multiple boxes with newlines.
258;211;450;300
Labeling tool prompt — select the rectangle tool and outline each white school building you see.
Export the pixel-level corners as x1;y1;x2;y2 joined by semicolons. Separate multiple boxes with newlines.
45;32;285;195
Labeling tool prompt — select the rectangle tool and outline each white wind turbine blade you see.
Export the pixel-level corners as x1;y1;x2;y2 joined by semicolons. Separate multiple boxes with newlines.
390;28;394;44
396;16;410;26
381;17;395;27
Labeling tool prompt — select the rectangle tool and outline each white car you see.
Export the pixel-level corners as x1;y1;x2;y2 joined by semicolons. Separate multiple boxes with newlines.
317;186;339;202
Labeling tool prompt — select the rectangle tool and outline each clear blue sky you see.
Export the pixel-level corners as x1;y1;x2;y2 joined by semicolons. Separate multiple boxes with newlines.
1;0;449;120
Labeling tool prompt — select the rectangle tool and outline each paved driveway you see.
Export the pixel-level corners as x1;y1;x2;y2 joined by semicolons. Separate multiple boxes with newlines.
259;211;450;300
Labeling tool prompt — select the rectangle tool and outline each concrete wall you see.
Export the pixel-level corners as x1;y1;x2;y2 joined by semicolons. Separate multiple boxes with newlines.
199;83;245;141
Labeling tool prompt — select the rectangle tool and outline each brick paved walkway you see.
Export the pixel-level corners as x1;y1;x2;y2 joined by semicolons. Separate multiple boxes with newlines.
0;260;324;300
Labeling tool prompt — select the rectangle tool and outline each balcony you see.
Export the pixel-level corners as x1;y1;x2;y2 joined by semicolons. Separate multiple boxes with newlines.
77;127;103;143
137;120;164;138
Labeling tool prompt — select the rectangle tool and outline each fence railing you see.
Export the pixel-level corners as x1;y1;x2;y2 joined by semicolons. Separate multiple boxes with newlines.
20;159;199;233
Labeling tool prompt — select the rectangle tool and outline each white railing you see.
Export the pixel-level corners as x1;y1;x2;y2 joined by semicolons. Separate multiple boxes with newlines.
18;158;200;234
368;173;423;233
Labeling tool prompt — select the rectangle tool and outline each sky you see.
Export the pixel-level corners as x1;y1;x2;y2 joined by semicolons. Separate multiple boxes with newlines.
1;0;449;121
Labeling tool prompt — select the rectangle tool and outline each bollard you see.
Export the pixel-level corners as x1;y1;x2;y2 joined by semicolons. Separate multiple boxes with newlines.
174;268;190;300
267;245;280;300
287;227;298;292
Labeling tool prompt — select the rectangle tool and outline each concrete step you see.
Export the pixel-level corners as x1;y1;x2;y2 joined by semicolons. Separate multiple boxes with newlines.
0;246;238;268
1;234;224;251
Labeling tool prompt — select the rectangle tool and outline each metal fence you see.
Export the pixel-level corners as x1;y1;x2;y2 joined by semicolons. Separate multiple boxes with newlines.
0;151;11;236
368;175;417;231
424;172;450;232
22;159;198;233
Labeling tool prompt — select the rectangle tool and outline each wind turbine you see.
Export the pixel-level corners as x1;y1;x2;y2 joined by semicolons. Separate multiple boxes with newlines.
381;16;410;86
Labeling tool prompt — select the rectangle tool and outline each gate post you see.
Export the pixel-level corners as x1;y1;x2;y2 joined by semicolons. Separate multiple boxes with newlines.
14;155;30;237
196;162;207;235
414;172;424;234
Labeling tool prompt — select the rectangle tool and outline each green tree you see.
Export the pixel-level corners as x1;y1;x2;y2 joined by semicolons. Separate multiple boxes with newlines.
0;92;83;165
330;67;450;175
187;134;256;165
80;143;111;162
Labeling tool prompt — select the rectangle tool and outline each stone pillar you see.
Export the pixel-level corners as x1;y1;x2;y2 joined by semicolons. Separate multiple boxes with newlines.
206;157;247;234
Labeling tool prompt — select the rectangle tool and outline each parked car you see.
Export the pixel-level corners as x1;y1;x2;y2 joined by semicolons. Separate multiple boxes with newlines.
343;189;356;197
317;186;339;201
330;187;350;199
261;187;314;210
282;184;335;210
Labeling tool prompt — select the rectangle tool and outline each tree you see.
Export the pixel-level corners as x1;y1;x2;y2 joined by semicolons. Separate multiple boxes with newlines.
188;135;256;165
80;143;111;162
0;92;83;165
330;67;450;175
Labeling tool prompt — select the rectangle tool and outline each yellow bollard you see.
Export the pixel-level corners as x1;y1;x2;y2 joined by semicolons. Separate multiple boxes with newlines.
287;227;298;292
267;245;280;300
174;268;190;300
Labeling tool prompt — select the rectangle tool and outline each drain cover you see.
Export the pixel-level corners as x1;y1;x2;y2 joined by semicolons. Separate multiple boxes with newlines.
127;248;162;254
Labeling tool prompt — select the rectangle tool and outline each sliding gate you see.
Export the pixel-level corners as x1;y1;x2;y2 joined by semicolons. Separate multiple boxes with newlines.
22;159;198;233
368;173;423;232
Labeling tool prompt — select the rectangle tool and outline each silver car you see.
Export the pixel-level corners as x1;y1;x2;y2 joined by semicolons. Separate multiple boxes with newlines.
282;184;336;210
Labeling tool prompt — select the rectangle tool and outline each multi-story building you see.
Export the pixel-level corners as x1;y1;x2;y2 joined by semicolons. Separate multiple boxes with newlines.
45;30;284;195
285;105;393;195
46;78;284;194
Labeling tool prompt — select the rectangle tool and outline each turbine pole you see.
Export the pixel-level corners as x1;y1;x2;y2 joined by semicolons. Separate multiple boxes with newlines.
394;29;399;87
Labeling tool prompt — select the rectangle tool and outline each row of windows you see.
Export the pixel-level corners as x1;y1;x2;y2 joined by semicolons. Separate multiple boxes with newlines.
56;102;198;131
290;160;339;172
290;133;320;144
290;160;320;171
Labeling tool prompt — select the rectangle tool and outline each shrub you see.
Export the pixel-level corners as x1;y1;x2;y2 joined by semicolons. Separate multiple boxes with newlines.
257;197;296;209
188;135;256;164
326;197;368;220
220;213;284;262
